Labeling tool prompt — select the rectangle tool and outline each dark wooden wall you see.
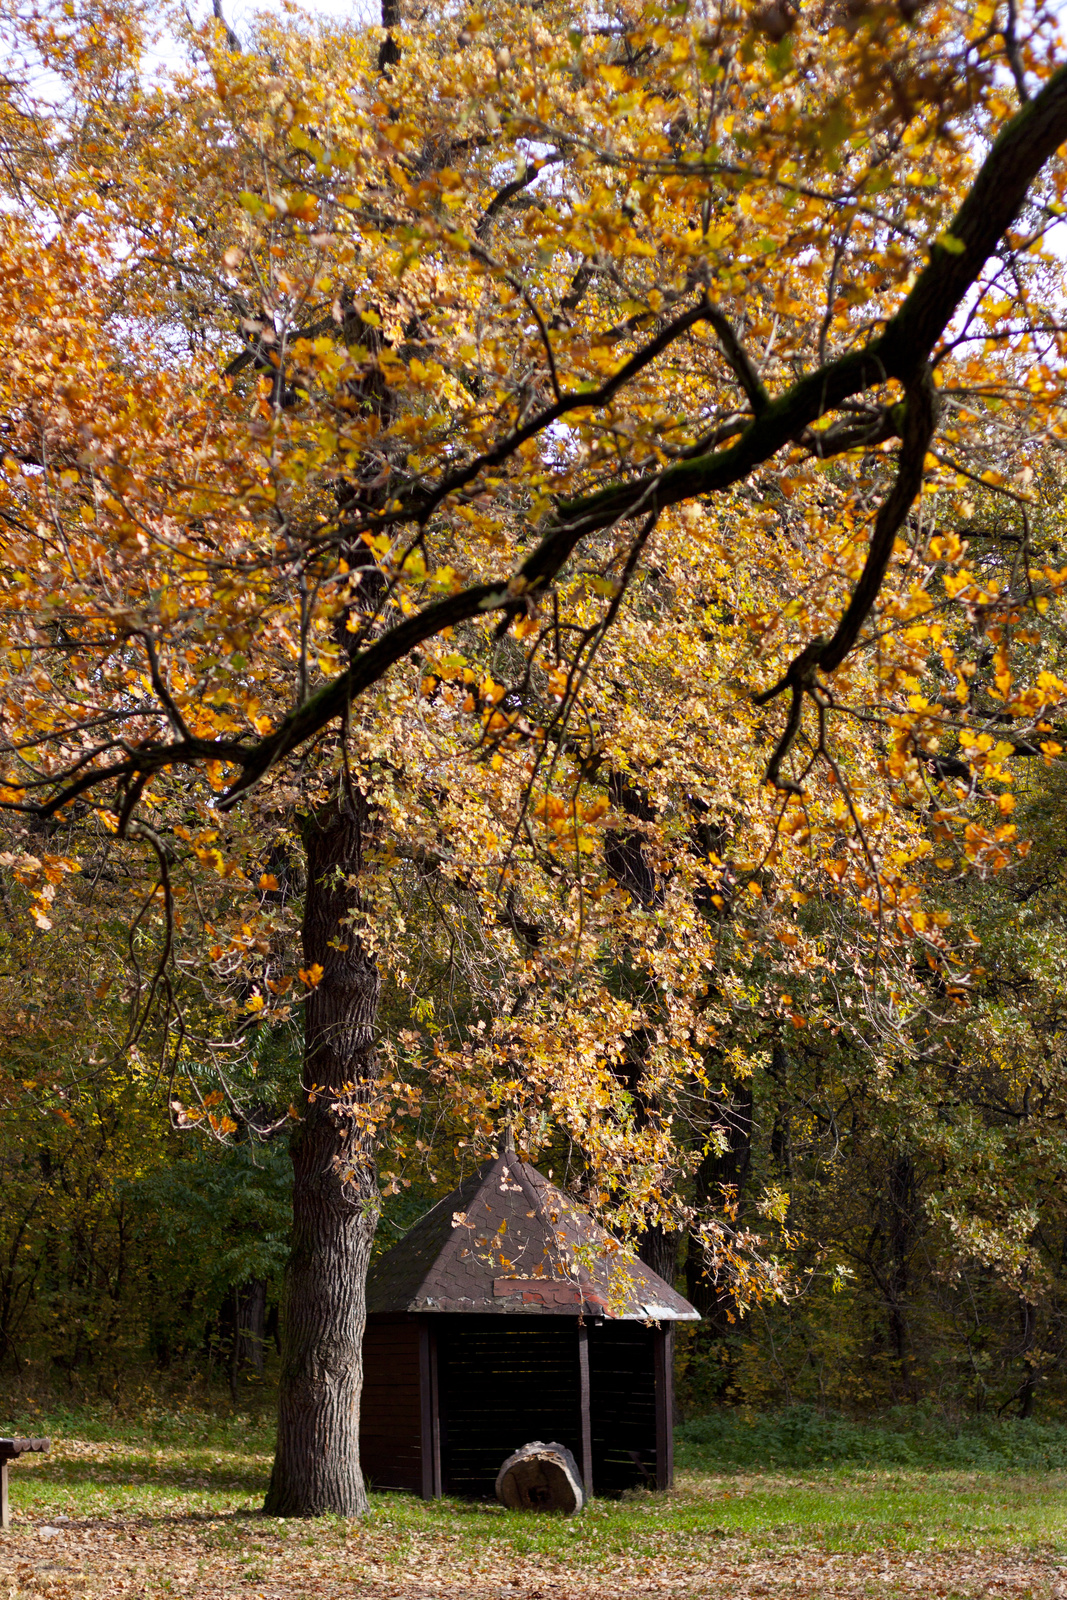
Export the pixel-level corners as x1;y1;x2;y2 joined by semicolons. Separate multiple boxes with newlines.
362;1314;675;1500
360;1315;423;1492
437;1320;582;1497
589;1321;659;1495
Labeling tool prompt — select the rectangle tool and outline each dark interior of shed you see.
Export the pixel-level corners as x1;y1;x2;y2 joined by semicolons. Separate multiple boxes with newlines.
438;1319;659;1497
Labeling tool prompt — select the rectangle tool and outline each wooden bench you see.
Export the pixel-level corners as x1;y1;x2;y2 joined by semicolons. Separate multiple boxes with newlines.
0;1439;50;1530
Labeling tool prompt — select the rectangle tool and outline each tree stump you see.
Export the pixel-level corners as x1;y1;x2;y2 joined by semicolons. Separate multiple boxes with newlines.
495;1441;584;1513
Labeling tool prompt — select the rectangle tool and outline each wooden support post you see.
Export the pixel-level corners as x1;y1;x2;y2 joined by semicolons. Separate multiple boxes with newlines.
653;1325;674;1491
419;1321;442;1500
577;1322;593;1499
429;1323;441;1498
0;1439;50;1528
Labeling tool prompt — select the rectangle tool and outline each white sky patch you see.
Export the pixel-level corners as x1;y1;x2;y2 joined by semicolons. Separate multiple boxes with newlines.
201;0;379;41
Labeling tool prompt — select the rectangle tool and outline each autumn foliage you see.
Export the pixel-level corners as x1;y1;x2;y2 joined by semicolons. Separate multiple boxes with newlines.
1;0;1067;1506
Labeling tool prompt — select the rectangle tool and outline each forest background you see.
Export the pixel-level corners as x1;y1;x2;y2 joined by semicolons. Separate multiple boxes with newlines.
4;0;1067;1474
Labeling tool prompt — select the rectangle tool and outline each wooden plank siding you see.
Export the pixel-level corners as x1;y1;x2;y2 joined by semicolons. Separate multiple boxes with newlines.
361;1313;673;1500
437;1320;582;1498
360;1316;424;1492
588;1322;659;1495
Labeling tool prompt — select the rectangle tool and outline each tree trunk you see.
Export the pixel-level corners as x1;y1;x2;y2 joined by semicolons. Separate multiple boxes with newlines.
264;793;381;1517
638;1223;679;1284
238;1277;267;1375
228;1278;268;1400
685;1078;753;1333
885;1150;916;1391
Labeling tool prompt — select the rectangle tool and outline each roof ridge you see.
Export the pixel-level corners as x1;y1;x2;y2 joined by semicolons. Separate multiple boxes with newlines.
501;1151;574;1283
409;1153;504;1301
521;1165;624;1288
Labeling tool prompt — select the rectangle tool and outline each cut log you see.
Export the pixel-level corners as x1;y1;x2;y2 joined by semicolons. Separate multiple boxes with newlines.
494;1441;584;1513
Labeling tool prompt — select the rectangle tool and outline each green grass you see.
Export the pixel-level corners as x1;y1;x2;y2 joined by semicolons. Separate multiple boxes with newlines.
0;1397;274;1523
4;1400;1067;1565
346;1467;1067;1561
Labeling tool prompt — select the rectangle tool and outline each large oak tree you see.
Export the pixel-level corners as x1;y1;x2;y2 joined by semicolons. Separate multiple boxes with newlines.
2;0;1067;1513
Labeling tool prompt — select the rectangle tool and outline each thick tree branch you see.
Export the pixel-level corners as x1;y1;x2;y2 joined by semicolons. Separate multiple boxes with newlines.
212;0;241;53
536;60;1067;540
819;372;937;676
408;296;715;527
1004;0;1032;104
475;155;561;240
754;366;937;789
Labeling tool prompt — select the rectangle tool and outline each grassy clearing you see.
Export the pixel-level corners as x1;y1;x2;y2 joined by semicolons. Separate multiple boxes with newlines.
3;1404;1067;1595
6;1400;1067;1554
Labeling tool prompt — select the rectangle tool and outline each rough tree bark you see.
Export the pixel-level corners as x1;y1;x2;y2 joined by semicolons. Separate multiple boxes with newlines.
264;793;381;1517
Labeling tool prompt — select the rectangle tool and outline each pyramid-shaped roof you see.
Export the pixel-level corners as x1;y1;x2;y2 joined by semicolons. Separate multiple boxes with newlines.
367;1148;699;1321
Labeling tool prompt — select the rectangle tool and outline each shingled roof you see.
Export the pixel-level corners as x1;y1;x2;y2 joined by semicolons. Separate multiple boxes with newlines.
367;1147;699;1321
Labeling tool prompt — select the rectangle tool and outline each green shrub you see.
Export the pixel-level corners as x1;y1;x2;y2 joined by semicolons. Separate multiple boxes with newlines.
676;1404;1067;1473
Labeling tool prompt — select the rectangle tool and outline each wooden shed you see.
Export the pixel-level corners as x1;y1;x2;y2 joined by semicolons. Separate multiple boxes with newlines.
360;1145;698;1500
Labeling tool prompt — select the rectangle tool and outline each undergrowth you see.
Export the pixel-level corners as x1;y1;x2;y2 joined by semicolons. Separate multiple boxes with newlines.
9;1395;1067;1474
676;1404;1067;1473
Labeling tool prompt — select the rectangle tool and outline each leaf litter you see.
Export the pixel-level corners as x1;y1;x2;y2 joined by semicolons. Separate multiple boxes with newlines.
4;1513;1067;1598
